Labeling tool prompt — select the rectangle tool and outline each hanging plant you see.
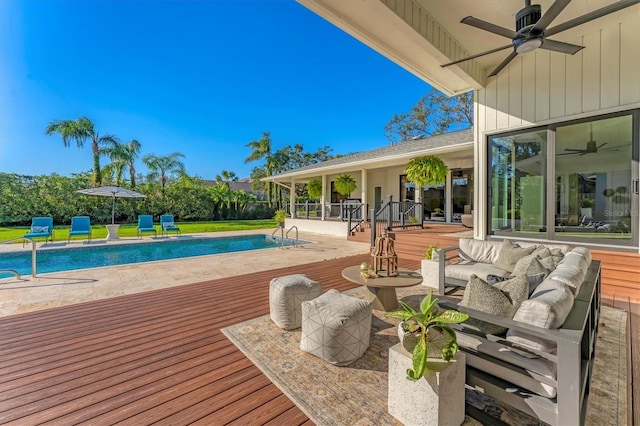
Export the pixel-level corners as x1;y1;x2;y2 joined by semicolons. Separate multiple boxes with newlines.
334;174;357;197
405;156;448;187
307;178;323;200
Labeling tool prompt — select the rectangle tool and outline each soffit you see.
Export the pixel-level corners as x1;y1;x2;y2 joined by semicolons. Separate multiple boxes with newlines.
298;0;639;94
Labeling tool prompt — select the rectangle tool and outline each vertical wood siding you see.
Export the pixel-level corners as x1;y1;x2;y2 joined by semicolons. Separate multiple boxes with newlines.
478;18;640;134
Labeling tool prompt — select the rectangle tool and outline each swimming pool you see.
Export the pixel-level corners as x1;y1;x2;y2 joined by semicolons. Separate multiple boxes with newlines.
0;234;303;278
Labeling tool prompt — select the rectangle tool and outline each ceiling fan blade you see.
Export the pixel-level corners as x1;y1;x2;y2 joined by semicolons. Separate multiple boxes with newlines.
488;51;518;77
596;142;608;149
546;0;640;37
461;16;521;39
539;39;584;54
441;44;513;68
563;148;586;152
532;0;571;33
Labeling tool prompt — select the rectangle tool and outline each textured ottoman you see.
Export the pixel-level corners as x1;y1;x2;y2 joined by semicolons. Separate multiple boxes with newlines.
300;289;372;366
269;274;322;330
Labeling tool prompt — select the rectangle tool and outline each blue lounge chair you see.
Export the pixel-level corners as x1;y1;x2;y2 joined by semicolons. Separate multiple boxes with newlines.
68;216;92;243
137;215;157;238
24;217;54;245
160;214;181;237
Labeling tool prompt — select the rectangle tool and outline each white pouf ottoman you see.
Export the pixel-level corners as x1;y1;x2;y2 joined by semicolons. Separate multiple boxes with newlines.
269;274;322;330
300;289;372;366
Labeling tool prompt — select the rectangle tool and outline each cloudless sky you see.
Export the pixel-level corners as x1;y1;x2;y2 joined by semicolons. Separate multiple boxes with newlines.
0;0;431;180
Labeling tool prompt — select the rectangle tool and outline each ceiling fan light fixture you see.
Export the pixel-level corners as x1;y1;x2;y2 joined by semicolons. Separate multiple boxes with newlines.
515;37;543;54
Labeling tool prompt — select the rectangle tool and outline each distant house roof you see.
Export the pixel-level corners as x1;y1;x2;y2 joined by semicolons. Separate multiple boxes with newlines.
267;128;473;181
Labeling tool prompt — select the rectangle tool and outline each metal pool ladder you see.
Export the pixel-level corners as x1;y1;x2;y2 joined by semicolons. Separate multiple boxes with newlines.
286;226;299;248
270;226;299;248
0;237;38;279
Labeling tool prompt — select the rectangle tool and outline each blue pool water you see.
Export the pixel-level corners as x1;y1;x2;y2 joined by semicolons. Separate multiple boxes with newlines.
0;235;303;278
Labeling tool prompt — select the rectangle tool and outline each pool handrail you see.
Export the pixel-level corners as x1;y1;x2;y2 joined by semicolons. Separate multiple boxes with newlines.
285;226;298;248
1;237;38;278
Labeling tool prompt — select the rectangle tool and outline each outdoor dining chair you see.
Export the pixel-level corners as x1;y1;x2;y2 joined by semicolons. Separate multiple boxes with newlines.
24;217;54;246
160;214;181;237
68;216;92;243
137;215;157;238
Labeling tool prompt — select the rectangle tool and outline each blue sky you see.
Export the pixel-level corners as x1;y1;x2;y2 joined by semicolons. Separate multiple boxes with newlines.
0;0;431;180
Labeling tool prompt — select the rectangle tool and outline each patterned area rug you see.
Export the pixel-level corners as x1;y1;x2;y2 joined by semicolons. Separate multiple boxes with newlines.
222;286;627;426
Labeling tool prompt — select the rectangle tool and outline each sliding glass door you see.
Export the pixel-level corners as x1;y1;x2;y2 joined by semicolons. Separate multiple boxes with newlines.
488;111;638;247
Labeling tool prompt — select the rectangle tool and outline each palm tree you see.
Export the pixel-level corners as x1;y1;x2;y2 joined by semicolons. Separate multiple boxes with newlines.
143;152;186;198
245;132;274;207
215;170;239;189
45;117;119;186
102;139;142;187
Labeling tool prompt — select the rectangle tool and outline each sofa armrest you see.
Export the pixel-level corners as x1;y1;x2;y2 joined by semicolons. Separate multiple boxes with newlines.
436;246;459;295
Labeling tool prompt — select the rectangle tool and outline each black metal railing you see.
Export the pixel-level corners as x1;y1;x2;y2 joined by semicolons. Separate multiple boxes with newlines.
370;195;423;246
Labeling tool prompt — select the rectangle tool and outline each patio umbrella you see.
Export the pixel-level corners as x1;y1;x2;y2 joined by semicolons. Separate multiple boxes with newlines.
76;186;146;224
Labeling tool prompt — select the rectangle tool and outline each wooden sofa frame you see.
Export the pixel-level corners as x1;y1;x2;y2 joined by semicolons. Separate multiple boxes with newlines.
437;260;601;425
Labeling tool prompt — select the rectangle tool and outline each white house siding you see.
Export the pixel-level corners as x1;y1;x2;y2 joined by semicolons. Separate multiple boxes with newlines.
474;14;640;240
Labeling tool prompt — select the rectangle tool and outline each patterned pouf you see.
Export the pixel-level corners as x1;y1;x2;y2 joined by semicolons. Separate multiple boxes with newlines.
269;274;322;330
300;289;372;366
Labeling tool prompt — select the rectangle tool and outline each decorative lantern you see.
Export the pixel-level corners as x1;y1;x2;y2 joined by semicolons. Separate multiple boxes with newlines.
371;231;398;277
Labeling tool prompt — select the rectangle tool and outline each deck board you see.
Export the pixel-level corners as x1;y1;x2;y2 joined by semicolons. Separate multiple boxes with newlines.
0;252;636;425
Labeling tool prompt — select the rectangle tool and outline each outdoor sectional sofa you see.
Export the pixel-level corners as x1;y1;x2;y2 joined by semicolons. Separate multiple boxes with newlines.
435;238;600;426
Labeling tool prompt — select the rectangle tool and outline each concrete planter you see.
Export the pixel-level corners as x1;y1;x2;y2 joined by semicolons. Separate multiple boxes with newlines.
388;343;465;426
420;259;440;291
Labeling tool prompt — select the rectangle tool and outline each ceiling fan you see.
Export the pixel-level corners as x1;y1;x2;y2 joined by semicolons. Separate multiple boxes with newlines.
441;0;640;77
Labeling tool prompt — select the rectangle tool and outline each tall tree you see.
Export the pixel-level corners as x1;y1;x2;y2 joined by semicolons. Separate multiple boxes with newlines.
384;88;473;144
143;152;186;197
245;132;274;207
215;170;239;189
45;117;119;186
102;139;142;187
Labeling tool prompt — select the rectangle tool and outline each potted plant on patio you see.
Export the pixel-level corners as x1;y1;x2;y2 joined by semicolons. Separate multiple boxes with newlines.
274;209;287;228
386;293;468;381
580;198;594;218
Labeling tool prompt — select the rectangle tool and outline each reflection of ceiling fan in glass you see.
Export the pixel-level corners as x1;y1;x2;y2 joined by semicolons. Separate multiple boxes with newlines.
558;123;628;156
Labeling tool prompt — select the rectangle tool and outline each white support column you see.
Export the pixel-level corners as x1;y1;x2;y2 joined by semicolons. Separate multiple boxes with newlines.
360;169;367;221
290;179;296;218
445;172;453;223
321;174;327;221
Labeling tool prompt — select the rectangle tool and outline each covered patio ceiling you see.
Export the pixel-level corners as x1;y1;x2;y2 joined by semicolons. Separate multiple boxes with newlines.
297;0;640;95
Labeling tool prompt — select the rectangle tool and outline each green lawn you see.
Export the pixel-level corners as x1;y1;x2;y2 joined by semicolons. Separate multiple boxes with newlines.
0;219;278;243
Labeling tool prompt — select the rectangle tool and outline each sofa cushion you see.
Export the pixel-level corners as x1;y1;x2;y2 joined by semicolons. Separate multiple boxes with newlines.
493;240;536;273
446;261;511;283
546;263;585;295
512;254;551;277
458;238;503;263
460;274;528;335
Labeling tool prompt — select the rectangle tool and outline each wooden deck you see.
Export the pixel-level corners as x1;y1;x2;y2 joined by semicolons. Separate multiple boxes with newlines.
0;254;638;425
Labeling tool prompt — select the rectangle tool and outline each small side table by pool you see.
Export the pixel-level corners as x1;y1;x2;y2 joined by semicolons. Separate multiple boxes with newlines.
341;266;422;311
105;224;120;241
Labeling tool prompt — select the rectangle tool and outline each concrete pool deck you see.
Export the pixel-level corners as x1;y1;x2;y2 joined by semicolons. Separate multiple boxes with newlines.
0;230;370;317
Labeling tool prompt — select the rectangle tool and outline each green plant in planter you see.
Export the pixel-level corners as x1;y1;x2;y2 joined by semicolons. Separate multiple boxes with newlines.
273;209;287;226
423;244;439;260
408;215;419;224
386;293;468;381
580;198;594;208
334;174;357;197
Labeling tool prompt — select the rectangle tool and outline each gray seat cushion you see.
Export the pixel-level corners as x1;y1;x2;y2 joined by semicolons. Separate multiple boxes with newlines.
300;289;372;366
446;261;510;282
